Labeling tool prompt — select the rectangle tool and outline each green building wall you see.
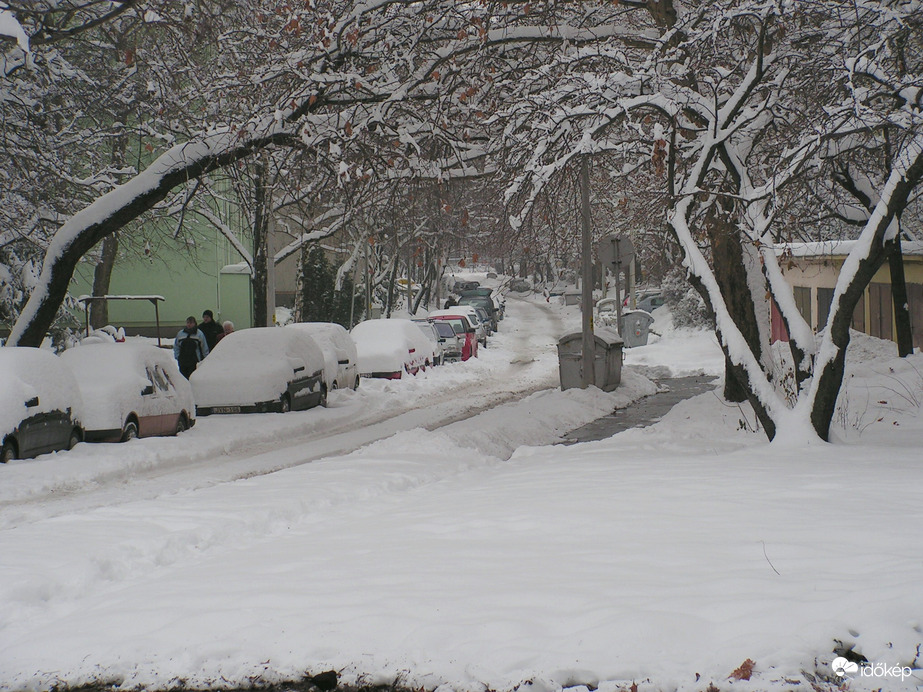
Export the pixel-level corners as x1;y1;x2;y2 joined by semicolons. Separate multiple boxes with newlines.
70;225;254;336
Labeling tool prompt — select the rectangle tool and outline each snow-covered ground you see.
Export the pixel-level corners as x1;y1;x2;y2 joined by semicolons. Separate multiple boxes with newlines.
1;280;921;692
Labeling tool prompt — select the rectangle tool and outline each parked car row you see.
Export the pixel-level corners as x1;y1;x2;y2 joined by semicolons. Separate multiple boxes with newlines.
349;286;504;380
0;323;351;462
0;291;503;463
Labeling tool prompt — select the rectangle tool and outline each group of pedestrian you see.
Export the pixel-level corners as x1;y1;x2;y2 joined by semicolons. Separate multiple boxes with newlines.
173;310;235;378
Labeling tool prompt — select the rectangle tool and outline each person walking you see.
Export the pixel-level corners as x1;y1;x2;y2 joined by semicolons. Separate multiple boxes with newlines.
173;316;209;379
198;309;223;351
217;320;234;344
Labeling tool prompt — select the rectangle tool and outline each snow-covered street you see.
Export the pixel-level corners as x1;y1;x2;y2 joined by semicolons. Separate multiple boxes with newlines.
2;294;922;692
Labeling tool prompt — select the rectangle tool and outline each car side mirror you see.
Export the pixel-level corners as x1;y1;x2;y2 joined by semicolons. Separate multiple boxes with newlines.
142;385;155;396
25;396;39;408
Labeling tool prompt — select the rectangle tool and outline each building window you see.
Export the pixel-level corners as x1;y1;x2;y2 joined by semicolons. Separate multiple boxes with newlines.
793;286;811;325
816;287;835;331
908;282;923;350
869;283;893;340
852;292;865;334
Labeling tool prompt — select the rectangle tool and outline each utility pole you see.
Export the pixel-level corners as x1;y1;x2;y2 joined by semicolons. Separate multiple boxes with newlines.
580;156;595;388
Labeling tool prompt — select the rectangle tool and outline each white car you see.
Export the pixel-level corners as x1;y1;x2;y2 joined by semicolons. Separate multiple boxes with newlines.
61;342;195;442
191;328;327;414
412;320;446;366
351;318;434;379
287;322;360;391
0;347;84;463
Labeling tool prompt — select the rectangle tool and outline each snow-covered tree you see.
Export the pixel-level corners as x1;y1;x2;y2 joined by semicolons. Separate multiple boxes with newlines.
501;0;923;441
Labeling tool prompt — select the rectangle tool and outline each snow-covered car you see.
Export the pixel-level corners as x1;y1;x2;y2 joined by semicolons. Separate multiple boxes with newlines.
412;320;447;366
287;322;360;391
191;328;327;415
60;342;195;442
351;318;433;379
0;347;83;463
427;310;479;361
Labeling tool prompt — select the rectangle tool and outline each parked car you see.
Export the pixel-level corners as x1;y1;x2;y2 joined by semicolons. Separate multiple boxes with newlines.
453;279;480;292
61;342;195;442
412;320;446;366
351;318;433;378
637;292;665;313
288;322;360;391
458;293;499;331
441;305;488;346
191;328;327;414
427;310;479;360
0;347;83;463
430;319;463;363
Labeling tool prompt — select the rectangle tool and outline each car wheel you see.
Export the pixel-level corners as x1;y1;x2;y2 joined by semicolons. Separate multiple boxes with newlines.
331;380;339;390
319;385;328;408
175;415;187;436
353;376;360;389
121;420;139;442
67;429;81;450
280;393;292;413
1;438;17;464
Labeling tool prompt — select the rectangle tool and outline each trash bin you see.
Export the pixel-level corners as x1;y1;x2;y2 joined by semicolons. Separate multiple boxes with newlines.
620;309;654;347
557;328;625;392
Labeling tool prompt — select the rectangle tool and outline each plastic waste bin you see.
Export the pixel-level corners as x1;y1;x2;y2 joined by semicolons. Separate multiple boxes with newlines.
557;328;624;392
620;309;654;347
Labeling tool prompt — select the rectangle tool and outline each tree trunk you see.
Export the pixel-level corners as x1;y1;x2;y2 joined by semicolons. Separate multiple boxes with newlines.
251;157;270;327
385;256;399;318
707;207;762;403
89;234;119;329
889;234;914;357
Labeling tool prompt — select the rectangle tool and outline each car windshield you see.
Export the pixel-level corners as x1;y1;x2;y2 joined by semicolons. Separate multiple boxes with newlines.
433;322;455;338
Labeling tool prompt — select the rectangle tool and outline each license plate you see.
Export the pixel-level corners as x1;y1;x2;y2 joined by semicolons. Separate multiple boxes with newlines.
212;406;241;414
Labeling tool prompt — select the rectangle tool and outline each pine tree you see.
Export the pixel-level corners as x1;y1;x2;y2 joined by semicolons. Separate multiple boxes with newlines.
300;245;334;322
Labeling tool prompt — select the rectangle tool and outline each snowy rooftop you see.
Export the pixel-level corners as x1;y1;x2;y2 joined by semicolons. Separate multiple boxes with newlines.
775;240;923;258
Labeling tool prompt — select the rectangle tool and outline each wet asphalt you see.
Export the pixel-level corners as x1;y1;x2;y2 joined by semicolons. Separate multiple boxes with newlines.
561;374;718;444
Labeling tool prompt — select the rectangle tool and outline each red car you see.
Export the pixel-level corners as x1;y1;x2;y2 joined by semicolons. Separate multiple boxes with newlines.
427;310;479;361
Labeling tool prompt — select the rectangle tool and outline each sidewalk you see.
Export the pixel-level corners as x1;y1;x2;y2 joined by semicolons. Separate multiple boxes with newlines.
561;374;717;443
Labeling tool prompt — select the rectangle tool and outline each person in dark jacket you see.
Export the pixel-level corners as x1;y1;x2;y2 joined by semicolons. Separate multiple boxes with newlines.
198;309;223;351
173;316;209;378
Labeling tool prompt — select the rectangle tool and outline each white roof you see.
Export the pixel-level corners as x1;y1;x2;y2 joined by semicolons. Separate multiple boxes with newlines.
775;240;923;258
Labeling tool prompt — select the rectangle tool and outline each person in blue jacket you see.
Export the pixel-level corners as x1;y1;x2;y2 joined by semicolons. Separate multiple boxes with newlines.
173;316;209;378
